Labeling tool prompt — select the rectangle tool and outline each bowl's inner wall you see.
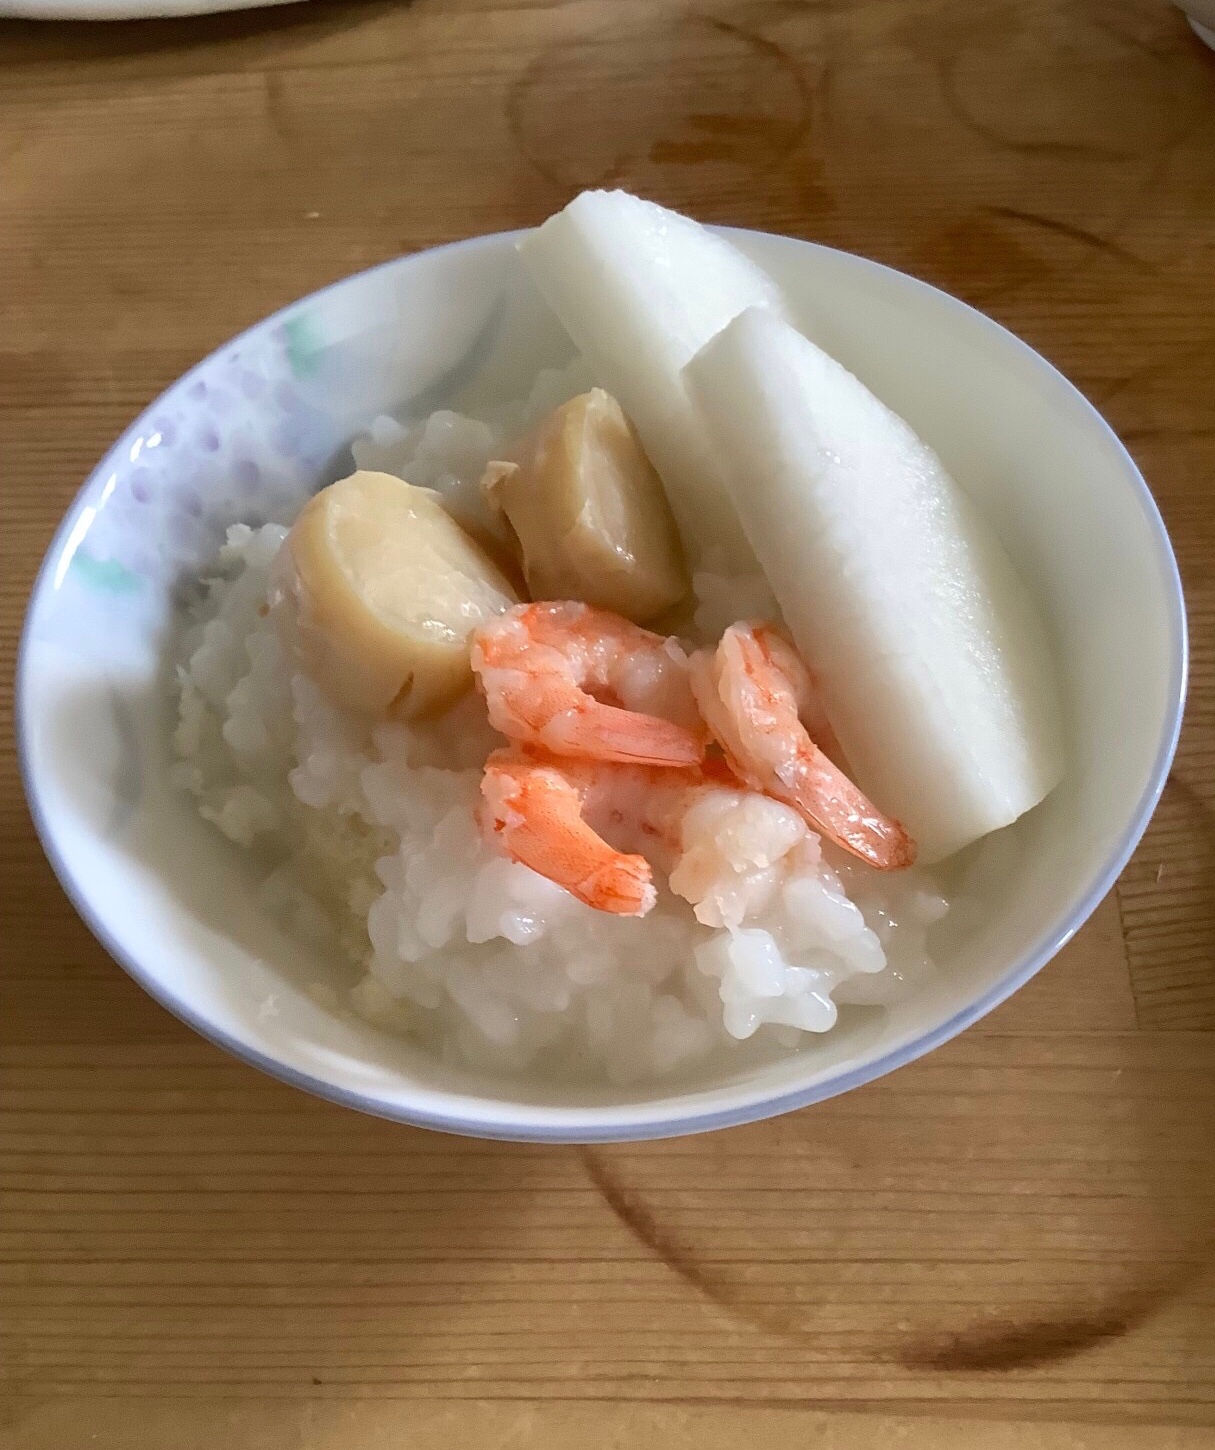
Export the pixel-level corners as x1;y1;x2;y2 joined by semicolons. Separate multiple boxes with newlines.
21;232;1179;1129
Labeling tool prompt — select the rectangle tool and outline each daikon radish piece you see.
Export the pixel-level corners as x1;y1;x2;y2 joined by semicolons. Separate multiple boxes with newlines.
482;389;688;623
274;470;518;719
517;189;785;566
683;308;1064;862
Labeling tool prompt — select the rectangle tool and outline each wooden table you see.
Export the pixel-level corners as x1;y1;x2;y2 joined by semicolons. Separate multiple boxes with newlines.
3;1;1215;1444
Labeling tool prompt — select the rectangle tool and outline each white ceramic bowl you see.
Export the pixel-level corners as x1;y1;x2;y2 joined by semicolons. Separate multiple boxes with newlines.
1174;0;1215;49
0;0;301;18
17;229;1186;1141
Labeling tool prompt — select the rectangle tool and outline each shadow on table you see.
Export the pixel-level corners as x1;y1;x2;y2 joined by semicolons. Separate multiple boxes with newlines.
578;983;1215;1384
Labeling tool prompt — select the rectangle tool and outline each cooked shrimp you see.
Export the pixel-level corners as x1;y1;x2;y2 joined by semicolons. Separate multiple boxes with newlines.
690;623;916;870
471;601;704;766
480;748;658;916
481;746;814;925
749;623;845;766
655;777;815;929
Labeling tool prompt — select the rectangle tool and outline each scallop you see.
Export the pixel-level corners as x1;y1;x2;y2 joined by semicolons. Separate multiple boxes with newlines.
517;189;786;568
482;389;687;623
274;470;518;718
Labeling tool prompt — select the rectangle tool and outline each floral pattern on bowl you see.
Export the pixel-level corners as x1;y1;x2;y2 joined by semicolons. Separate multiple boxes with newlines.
68;320;336;599
29;240;529;659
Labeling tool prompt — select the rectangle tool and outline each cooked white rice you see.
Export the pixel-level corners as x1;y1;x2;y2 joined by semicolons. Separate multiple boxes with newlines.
171;382;947;1084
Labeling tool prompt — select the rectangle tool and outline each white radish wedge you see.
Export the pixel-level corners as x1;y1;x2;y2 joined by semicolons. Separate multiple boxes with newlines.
517;190;785;567
683;307;1064;863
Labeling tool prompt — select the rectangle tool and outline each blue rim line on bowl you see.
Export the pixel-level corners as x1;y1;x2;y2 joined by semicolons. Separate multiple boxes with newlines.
16;229;1189;1142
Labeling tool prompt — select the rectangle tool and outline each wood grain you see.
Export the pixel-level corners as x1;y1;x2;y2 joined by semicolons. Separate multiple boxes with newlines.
2;0;1215;1444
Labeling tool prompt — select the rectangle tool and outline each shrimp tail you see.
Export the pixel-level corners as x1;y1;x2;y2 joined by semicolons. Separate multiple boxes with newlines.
480;749;657;916
781;753;917;870
535;699;703;766
692;624;916;872
472;602;705;768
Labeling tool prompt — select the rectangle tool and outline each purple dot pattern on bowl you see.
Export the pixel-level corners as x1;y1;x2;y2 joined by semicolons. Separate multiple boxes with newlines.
65;315;345;595
41;260;509;619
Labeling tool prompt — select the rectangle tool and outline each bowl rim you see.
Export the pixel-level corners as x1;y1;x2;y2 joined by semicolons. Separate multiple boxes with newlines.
16;226;1189;1143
